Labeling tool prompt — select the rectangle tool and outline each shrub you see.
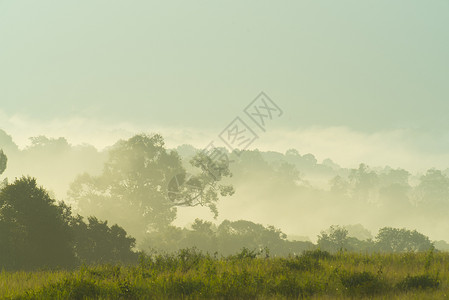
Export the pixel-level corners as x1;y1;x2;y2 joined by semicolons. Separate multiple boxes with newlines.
302;249;333;260
283;255;321;271
339;271;386;296
397;274;440;290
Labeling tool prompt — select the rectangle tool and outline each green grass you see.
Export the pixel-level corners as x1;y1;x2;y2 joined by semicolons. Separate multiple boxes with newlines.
1;248;449;299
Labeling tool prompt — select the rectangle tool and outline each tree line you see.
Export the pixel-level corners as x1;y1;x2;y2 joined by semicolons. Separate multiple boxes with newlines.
0;138;440;270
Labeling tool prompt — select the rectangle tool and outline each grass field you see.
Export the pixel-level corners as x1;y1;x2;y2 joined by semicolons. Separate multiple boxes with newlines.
1;248;448;299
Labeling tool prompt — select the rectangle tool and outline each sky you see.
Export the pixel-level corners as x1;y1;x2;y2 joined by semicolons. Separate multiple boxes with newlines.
1;0;449;171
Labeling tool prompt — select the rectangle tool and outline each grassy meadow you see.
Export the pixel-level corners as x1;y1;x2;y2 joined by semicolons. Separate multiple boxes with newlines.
1;248;448;299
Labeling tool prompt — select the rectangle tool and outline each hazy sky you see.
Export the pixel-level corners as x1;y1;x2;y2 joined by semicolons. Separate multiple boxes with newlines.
1;1;448;170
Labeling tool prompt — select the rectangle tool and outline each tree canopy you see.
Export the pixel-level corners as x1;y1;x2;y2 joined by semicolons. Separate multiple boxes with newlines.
0;177;137;270
0;177;76;269
375;227;433;253
69;134;234;241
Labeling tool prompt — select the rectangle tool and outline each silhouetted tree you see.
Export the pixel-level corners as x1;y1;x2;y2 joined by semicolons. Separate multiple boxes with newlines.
0;177;76;270
72;216;138;264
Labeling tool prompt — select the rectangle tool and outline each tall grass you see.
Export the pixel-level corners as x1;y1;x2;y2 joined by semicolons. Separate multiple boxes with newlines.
1;248;448;299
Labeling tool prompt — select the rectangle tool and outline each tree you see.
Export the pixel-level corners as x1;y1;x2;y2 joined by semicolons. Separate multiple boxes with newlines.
140;225;188;252
0;177;76;270
378;168;411;210
349;164;379;202
172;151;235;215
302;153;318;166
413;169;449;211
216;220;287;256
317;225;350;252
0;130;19;155
330;175;350;196
185;219;217;253
345;224;373;241
69;134;233;241
0;150;6;176
27;136;71;153
285;148;301;157
72;216;138;264
375;227;433;253
0;150;7;188
0;176;139;269
273;162;301;185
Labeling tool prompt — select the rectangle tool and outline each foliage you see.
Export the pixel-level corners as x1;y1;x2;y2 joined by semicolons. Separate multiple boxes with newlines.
0;149;6;176
69;134;183;237
338;270;386;296
317;225;350;252
72;216;138;265
375;227;433;253
0;149;7;190
414;169;449;213
69;134;234;240
316;225;433;254
0;177;138;270
0;177;76;270
396;274;440;290
140;219;315;256
169;151;235;216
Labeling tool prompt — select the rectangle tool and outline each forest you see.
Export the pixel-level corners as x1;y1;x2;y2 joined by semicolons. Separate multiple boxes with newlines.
1;129;448;297
1;129;447;266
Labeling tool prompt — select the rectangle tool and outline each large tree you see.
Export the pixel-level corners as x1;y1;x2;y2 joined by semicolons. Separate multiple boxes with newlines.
317;225;350;252
216;220;287;256
375;227;433;253
0;177;76;270
0;176;138;270
69;134;233;241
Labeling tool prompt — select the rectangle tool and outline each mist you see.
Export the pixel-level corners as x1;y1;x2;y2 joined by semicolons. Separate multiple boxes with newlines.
1;3;449;298
2;127;449;246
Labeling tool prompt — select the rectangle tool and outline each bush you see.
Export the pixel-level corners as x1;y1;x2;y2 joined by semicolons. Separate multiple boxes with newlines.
397;274;440;290
302;249;333;260
339;271;387;296
283;255;321;271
